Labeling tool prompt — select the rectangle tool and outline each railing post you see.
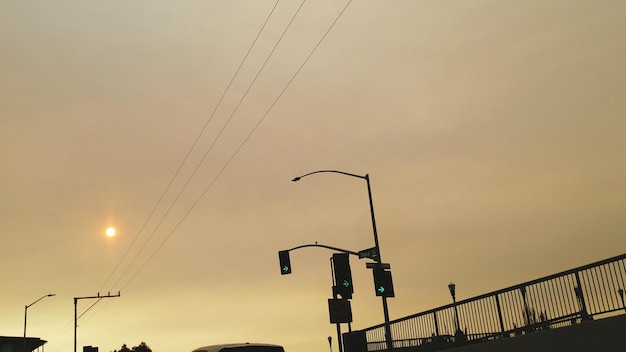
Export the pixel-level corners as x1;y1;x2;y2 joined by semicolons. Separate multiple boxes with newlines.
574;272;590;321
433;311;440;336
495;294;505;333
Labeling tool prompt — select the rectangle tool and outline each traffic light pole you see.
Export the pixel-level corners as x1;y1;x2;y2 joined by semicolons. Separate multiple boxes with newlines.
292;170;393;351
364;174;393;352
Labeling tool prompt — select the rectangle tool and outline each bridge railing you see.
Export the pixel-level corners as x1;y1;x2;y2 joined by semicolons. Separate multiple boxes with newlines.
361;253;626;351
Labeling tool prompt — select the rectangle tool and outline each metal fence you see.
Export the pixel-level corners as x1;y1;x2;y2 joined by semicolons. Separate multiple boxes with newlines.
361;253;626;351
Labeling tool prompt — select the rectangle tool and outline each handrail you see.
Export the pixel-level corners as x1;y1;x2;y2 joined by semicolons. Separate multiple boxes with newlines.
360;253;626;350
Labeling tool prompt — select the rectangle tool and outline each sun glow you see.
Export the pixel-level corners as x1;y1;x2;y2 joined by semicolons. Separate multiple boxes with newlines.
106;227;116;237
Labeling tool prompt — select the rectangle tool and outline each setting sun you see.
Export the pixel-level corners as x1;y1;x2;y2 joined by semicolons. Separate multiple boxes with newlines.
105;227;116;237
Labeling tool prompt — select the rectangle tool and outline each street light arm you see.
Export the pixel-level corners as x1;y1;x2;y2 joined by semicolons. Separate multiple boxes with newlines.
26;294;55;309
292;170;366;182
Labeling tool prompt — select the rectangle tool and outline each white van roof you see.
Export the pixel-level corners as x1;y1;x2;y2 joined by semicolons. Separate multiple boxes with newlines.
192;343;284;352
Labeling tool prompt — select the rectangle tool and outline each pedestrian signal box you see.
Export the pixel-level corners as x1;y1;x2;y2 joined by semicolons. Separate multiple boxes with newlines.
328;298;352;324
279;250;291;275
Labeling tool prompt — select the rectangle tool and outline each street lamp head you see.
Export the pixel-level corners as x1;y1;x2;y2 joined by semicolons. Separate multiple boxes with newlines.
291;177;301;182
448;282;456;297
47;294;55;297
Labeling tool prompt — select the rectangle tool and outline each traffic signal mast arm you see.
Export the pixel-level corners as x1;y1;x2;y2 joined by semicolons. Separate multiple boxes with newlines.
285;243;360;257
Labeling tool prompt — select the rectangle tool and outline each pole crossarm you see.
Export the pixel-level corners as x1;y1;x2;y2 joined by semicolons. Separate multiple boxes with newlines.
74;292;121;301
286;243;360;257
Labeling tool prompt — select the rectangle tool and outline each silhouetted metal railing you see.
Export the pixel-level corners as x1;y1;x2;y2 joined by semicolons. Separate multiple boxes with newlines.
361;253;626;351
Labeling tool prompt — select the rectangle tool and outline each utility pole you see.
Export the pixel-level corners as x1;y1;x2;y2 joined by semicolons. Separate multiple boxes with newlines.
74;292;120;352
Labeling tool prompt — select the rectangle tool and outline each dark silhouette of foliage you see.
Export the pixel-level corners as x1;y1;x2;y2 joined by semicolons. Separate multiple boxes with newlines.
114;342;152;352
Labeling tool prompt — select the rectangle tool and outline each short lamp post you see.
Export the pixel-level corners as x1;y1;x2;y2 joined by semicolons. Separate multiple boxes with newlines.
23;294;55;352
448;283;460;334
292;170;393;351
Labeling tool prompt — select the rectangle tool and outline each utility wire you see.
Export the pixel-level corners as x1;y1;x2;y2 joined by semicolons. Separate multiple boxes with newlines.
110;0;304;293
117;0;352;292
99;0;281;294
116;0;308;291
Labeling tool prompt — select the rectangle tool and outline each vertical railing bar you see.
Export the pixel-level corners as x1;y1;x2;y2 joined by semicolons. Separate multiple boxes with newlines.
538;280;550;321
482;298;490;336
536;282;545;322
576;270;588;318
471;300;478;337
555;276;562;317
594;265;604;314
560;274;571;316
546;276;562;320
514;288;522;330
547;278;555;319
562;274;571;316
567;273;578;316
528;284;536;325
598;264;609;312
596;265;605;313
546;278;553;320
509;289;517;332
500;292;508;332
499;292;506;331
600;263;612;311
534;283;542;323
401;318;407;345
490;295;498;333
517;286;526;327
618;259;626;290
608;261;619;310
478;299;485;336
608;261;620;311
480;298;488;335
486;297;494;334
588;266;600;315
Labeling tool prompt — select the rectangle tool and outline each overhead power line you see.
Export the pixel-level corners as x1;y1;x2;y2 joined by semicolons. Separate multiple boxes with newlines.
98;0;282;294
115;0;353;293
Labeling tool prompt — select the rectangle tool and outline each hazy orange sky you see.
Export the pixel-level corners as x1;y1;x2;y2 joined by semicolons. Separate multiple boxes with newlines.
1;1;625;352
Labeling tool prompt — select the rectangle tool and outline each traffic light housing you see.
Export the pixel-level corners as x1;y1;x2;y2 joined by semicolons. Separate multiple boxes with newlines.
332;253;353;299
373;266;394;297
279;250;291;275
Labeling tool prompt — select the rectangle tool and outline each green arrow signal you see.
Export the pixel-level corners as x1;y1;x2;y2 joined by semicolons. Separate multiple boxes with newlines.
377;286;385;293
343;280;350;287
282;266;289;272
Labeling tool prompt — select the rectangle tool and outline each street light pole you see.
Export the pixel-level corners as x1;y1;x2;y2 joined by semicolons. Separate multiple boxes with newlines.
23;293;55;352
293;170;393;351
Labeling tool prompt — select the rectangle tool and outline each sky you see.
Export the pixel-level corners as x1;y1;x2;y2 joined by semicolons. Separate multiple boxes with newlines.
1;1;625;352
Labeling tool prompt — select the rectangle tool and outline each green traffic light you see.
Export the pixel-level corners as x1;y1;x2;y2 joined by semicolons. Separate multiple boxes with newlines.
279;250;292;275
